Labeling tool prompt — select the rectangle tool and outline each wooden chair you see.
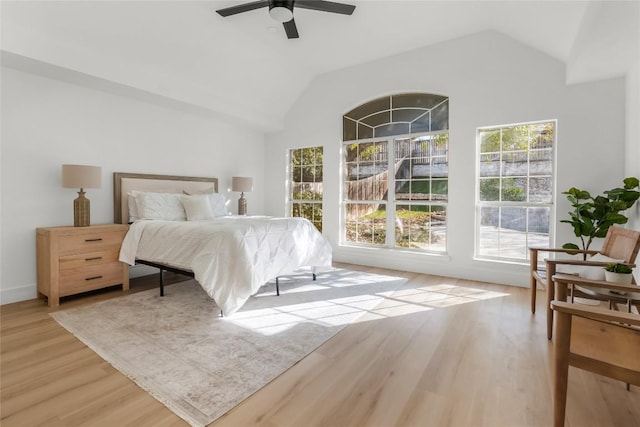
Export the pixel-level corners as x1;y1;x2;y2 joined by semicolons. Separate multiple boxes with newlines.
550;297;640;427
530;226;640;339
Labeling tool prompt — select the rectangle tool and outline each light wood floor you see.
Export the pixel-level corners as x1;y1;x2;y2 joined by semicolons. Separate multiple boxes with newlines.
2;263;639;426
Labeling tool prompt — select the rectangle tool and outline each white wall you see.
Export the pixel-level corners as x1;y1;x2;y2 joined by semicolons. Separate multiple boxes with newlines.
1;66;265;304
626;59;640;230
625;59;640;281
264;31;627;287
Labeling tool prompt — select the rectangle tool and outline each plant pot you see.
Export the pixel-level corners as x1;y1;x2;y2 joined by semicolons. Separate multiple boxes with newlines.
604;270;633;285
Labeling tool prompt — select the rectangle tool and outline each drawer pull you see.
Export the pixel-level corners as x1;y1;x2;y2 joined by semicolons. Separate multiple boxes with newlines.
85;238;103;242
85;256;103;261
85;275;103;281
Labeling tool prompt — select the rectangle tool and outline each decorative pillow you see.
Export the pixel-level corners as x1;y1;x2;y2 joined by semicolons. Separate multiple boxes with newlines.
182;189;227;216
135;192;186;221
181;194;214;221
210;193;230;217
579;253;625;281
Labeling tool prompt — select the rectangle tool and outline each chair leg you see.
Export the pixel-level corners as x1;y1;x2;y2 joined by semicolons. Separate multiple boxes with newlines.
530;249;538;314
546;264;557;340
553;311;572;427
531;277;537;314
547;289;555;340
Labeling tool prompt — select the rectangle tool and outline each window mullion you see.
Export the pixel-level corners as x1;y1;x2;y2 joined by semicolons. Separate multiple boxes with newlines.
386;138;396;248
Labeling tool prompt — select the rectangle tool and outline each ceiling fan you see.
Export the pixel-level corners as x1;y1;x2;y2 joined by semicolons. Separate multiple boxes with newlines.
216;0;356;39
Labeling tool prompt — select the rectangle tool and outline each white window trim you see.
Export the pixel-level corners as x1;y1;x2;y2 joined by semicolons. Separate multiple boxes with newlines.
474;119;557;264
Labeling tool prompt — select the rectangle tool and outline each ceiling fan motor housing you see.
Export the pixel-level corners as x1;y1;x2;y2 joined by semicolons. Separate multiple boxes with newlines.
269;0;295;23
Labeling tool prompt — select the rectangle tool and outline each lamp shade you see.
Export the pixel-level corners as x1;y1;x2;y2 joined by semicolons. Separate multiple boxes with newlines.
62;164;102;189
231;176;253;193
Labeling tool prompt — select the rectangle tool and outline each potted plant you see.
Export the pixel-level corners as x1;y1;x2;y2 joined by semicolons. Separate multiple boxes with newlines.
561;177;640;257
604;263;634;285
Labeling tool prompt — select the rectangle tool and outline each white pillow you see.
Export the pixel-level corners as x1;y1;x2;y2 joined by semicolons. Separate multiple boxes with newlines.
135;192;186;221
579;253;625;281
181;194;214;221
210;193;230;217
127;193;140;222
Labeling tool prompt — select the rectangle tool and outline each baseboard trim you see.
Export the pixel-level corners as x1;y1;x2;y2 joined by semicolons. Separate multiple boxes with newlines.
1;284;37;305
333;246;528;288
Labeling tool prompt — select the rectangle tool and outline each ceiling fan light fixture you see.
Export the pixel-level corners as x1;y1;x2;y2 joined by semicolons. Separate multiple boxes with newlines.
269;1;294;23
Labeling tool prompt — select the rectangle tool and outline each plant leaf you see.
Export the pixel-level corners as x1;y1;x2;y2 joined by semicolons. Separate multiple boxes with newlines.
623;177;639;189
562;243;580;250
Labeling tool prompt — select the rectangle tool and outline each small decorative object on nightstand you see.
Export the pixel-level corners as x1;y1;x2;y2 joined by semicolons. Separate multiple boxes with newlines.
232;176;253;215
36;224;129;306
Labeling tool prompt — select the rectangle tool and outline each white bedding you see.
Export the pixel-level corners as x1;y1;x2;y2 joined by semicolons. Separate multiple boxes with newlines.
119;216;332;315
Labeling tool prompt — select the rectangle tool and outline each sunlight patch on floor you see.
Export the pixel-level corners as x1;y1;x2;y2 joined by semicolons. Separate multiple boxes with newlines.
360;282;511;322
229;276;510;334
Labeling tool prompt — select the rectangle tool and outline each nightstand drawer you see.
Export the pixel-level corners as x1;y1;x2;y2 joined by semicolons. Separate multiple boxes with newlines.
59;231;125;256
59;261;125;295
59;250;120;271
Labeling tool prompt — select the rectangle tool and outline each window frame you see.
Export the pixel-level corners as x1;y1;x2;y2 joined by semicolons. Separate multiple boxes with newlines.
474;120;557;264
341;129;449;253
288;146;324;232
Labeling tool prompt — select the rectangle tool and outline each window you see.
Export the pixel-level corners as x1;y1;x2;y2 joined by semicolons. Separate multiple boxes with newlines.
394;134;448;251
344;140;389;245
343;93;449;252
476;121;555;262
290;147;323;231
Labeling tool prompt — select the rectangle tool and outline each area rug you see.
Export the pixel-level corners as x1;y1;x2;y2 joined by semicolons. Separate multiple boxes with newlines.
50;268;406;427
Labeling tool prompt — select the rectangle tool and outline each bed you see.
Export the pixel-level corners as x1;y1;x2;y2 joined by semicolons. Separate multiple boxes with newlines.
114;172;333;315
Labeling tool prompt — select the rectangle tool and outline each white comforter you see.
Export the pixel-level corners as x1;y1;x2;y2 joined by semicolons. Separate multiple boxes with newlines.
119;216;332;315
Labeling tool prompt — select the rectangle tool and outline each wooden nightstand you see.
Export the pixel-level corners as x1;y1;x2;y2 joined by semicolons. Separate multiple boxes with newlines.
36;224;129;306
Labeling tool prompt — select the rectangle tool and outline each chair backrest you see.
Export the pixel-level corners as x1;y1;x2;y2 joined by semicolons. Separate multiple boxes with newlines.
600;226;640;263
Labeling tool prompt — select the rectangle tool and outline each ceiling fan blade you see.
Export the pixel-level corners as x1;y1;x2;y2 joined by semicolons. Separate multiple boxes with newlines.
295;0;356;15
216;1;269;17
283;19;299;39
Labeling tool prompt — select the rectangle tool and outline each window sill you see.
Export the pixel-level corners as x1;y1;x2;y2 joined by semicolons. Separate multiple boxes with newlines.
473;256;529;267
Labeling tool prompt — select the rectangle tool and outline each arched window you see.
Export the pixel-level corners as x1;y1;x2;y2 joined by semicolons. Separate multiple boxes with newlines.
342;93;449;252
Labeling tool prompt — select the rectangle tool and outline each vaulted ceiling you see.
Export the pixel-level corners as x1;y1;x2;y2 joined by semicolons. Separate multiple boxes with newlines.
2;1;638;132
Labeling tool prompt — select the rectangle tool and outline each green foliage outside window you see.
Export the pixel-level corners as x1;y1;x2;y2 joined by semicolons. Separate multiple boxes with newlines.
479;178;525;201
480;123;553;153
292;201;322;232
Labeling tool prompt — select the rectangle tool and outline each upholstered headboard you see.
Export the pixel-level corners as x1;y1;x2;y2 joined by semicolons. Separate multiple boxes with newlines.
113;172;219;224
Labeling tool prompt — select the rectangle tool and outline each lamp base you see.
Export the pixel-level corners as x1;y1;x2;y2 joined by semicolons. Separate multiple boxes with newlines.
74;189;91;227
238;193;247;216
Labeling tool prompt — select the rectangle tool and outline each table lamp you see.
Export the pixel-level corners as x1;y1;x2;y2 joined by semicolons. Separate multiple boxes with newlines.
62;164;102;227
231;176;253;215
